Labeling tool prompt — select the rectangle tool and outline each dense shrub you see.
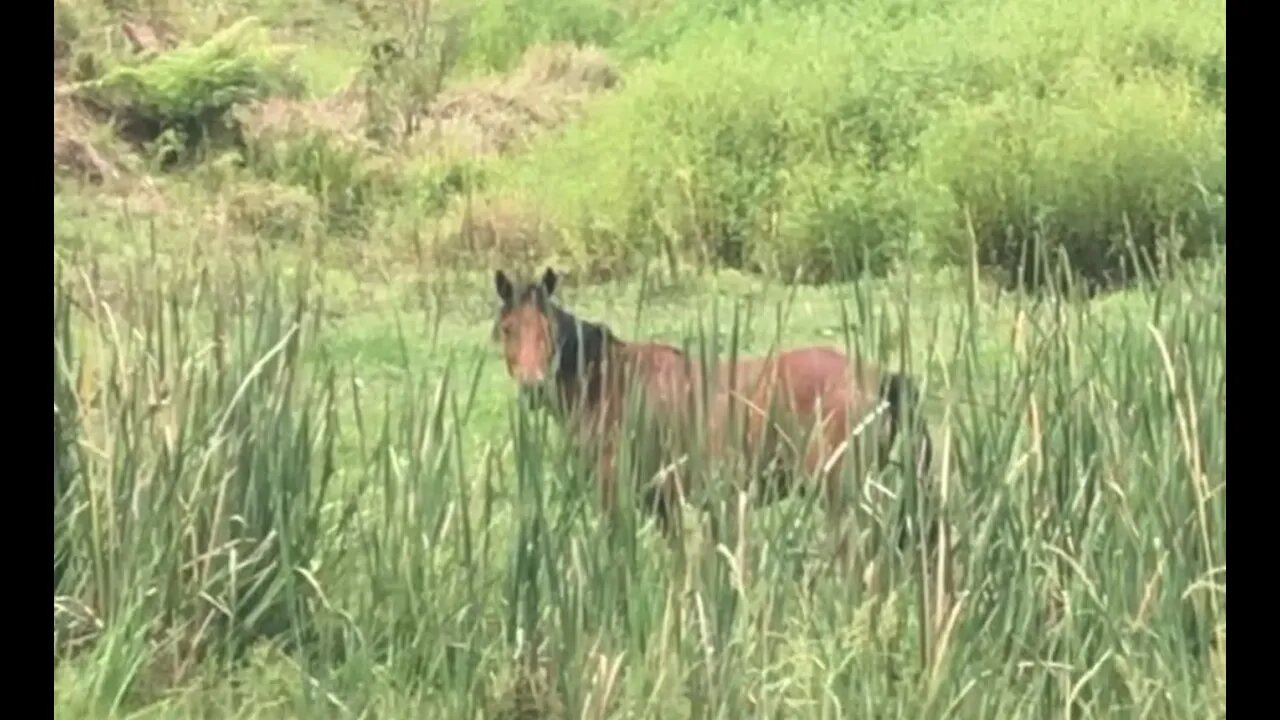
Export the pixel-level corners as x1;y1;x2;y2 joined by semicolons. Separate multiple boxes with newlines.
225;179;324;245
493;9;906;279
237;110;496;241
473;0;1225;284
239;113;394;236
73;17;303;164
920;62;1225;288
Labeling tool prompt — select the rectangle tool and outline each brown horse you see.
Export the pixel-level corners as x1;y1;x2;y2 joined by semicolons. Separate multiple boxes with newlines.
492;267;933;567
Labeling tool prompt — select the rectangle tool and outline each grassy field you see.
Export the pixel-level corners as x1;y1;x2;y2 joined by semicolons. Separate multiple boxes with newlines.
54;0;1225;717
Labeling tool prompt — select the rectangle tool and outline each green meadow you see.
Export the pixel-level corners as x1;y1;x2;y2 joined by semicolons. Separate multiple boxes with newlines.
54;0;1225;716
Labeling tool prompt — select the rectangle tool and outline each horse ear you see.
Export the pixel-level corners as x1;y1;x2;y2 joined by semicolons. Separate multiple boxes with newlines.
495;270;514;304
541;267;558;297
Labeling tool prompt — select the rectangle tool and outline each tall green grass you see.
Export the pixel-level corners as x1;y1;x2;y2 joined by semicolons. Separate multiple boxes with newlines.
54;260;336;711
53;1;1228;714
54;247;1225;717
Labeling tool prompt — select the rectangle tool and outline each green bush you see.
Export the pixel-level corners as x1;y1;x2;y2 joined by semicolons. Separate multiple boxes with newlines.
74;17;303;164
238;108;490;240
225;179;324;245
474;0;1224;284
920;62;1226;287
767;161;955;281
494;9;909;279
242;124;394;236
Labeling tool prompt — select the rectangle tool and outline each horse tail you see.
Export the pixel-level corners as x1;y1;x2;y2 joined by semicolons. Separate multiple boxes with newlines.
878;371;933;480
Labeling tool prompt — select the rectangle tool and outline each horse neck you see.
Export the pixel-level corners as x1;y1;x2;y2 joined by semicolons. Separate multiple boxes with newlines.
548;305;620;414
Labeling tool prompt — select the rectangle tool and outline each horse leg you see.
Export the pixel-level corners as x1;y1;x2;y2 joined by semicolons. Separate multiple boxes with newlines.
648;465;685;542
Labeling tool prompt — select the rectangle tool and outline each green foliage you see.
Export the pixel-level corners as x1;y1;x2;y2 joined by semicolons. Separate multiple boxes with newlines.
920;62;1225;288
395;156;493;219
225;178;324;245
613;0;845;61
51;0;1229;713
237;114;489;240
448;0;629;72
240;119;397;236
492;8;892;278
74;17;304;163
446;0;859;70
481;0;1225;284
352;0;466;143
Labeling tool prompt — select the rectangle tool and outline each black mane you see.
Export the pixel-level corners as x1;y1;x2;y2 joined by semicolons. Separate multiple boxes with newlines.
547;301;616;384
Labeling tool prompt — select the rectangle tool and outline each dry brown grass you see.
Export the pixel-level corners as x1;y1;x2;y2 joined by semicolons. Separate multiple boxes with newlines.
236;89;369;146
431;194;559;271
415;43;621;272
118;18;177;57
420;42;620;158
54;92;122;184
54;4;72;72
223;180;323;245
234;42;619;166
